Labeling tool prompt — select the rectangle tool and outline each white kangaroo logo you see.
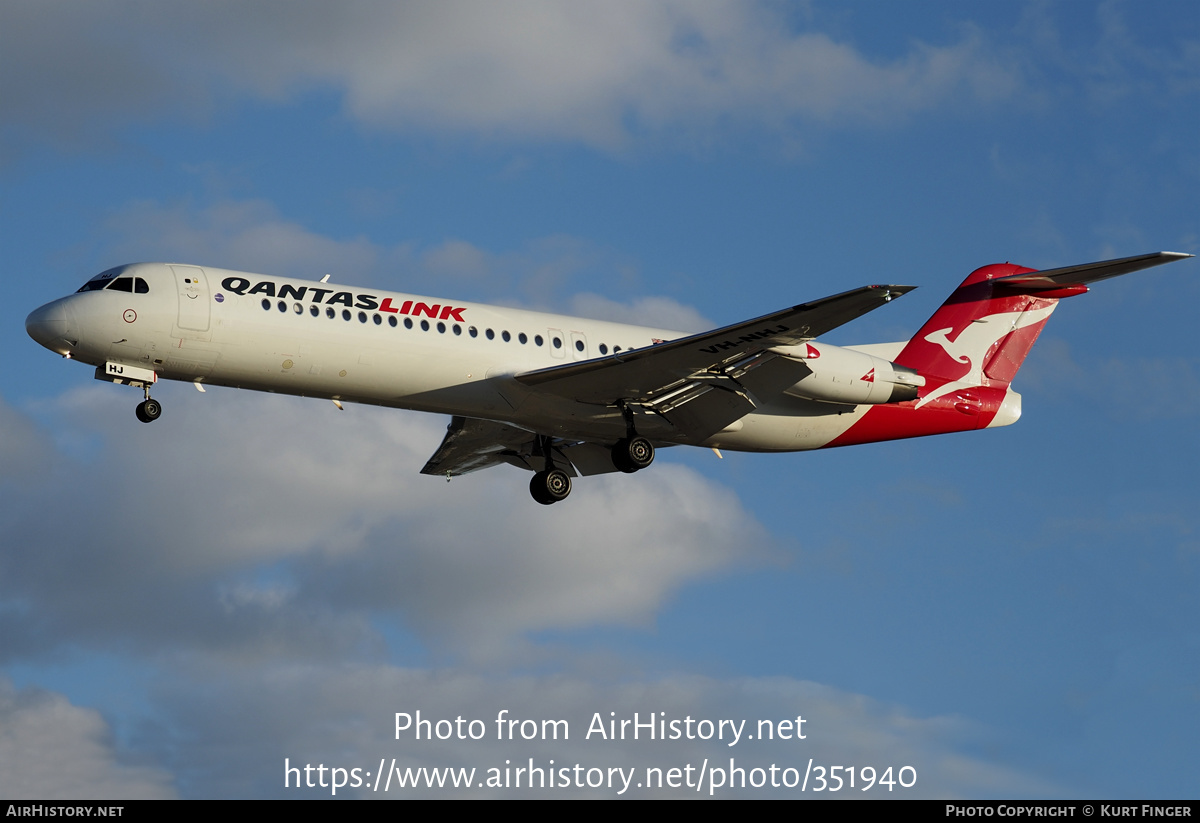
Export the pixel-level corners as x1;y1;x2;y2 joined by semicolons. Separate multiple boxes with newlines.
916;305;1057;408
924;327;972;365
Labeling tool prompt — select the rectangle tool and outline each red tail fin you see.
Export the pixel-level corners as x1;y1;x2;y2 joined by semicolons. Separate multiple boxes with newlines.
895;263;1062;402
826;252;1191;448
827;264;1070;447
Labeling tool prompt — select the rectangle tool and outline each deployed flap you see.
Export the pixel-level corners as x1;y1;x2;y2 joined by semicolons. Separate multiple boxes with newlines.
420;416;539;477
421;416;597;478
994;251;1193;290
515;285;913;406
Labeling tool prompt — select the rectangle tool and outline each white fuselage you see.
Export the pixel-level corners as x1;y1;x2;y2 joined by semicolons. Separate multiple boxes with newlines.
27;262;889;452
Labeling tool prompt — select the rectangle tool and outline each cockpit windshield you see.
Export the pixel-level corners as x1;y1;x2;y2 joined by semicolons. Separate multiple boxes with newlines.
77;271;149;294
106;277;149;293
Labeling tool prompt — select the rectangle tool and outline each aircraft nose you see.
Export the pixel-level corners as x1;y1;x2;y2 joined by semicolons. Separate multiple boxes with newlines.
26;299;77;355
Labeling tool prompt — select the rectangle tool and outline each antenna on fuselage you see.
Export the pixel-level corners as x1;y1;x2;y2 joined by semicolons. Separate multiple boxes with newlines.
320;274;331;283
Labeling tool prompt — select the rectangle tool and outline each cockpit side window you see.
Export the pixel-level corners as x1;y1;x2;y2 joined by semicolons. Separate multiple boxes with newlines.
135;277;149;293
107;277;135;292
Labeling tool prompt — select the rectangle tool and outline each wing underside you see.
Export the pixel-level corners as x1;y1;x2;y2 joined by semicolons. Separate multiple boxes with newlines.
420;416;623;478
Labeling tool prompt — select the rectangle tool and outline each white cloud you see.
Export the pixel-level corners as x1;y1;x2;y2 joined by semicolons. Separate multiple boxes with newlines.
0;396;54;482
10;384;1071;799
0;679;176;799
2;1;1019;151
0;386;765;662
0;388;1068;798
421;240;490;278
103;200;382;282
99;199;703;321
568;293;711;332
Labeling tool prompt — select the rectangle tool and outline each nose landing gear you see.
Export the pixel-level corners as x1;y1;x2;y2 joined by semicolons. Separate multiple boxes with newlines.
96;362;163;423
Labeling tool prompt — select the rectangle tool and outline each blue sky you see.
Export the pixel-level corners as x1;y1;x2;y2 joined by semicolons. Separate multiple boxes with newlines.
1;0;1197;798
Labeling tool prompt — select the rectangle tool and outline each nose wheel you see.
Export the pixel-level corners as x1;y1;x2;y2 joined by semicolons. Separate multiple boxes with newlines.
135;384;162;423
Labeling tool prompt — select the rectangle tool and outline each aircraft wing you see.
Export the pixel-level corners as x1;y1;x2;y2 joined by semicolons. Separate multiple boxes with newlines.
993;251;1193;290
420;286;911;476
512;285;911;440
516;284;912;405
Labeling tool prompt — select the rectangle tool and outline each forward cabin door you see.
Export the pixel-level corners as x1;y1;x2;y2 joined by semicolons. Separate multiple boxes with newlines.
171;265;211;334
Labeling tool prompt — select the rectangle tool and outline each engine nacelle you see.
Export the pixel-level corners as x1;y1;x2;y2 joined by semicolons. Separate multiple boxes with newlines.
778;342;924;405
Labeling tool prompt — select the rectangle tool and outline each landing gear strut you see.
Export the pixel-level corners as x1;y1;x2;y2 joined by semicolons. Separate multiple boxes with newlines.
611;404;654;473
529;434;572;505
135;385;162;423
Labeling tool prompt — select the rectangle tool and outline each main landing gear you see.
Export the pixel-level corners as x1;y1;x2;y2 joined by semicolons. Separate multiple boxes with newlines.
134;386;162;423
526;414;656;504
611;435;654;473
530;467;572;505
529;434;572;505
611;403;654;473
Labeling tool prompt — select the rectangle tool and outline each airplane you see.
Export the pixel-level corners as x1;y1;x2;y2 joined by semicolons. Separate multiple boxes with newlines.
26;251;1192;504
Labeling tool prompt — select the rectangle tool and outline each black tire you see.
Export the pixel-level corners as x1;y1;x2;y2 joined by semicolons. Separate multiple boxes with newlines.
530;469;571;504
612;436;654;473
530;473;552;505
139;398;162;422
